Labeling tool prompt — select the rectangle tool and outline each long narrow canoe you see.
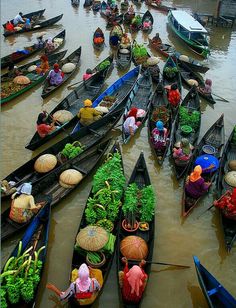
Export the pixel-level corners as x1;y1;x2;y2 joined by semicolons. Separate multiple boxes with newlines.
117;44;132;70
162;55;182;99
70;141;125;306
193;256;236;307
117;152;155;307
216;126;236;251
182;114;225;217
148;83;173;165
147;1;176;13
2;9;46;28
148;37;176;58
178;61;216;104
171;86;201;179
72;65;140;133
122;70;153;144
3;14;63;37
1;50;67;105
2;108;124;201
26;55;113;150
141;10;154;31
41;46;81;98
1;30;66;69
1;202;51;308
93;27;105;49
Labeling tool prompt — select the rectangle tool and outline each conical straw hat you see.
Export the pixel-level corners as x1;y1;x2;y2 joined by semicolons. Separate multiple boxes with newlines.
224;171;236;187
120;235;148;260
76;226;108;251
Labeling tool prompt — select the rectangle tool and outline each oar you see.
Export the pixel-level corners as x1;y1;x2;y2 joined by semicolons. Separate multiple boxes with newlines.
211;92;229;103
67;79;84;90
128;259;190;269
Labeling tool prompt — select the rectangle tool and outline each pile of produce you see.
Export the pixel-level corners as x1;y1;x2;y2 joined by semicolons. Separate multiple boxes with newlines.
163;66;178;79
61;142;84;159
132;44;148;64
99;96;116;108
98;59;111;71
122;183;155;223
151;106;170;124
1;242;45;307
1;82;25;99
232;126;236;145
85;152;125;225
131;15;142;26
179;106;200;131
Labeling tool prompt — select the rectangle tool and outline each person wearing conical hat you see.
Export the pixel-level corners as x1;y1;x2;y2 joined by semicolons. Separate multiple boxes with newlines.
77;99;102;126
185;165;211;199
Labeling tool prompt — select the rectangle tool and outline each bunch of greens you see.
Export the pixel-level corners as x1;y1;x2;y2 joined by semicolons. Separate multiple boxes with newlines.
132;44;148;59
179;106;200;131
164;66;178;79
232;126;236;144
61;142;84;159
152;106;170;124
0;241;45;305
98;60;111;71
96;218;114;232
139;185;155;222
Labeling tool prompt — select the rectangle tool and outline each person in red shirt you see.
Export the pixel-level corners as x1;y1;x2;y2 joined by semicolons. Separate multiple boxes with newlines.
166;83;181;107
119;257;148;304
214;188;236;220
6;21;15;32
36;111;56;138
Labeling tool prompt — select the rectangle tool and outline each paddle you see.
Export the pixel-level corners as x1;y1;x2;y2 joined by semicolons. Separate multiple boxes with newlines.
127;259;190;269
211;92;229;103
67;79;83;90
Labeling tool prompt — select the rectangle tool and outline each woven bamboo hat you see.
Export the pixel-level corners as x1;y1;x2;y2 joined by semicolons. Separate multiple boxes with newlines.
224;171;236;187
34;154;57;173
52;110;73;124
13;76;31;85
76;226;108;251
59;169;83;188
229;160;236;171
120;236;148;260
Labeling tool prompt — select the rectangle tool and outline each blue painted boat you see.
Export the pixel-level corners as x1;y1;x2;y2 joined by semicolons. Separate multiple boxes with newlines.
122;69;153;144
72;66;140;133
193;256;236;308
1;201;51;307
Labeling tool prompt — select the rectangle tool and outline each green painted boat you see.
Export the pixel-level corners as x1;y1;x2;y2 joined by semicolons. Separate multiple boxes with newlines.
167;10;210;58
1;50;67;105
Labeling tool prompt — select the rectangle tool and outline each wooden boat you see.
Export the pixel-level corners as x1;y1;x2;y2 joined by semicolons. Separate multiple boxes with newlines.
92;0;101;11
124;11;135;24
93;27;105;49
117;152;155;307
109;24;124;48
141;10;154;32
72;66;140;133
1;50;67;105
178;61;216;104
84;0;93;6
147;1;176;13
193;256;236;307
167;10;209;58
41;46;82;98
132;41;151;72
162;56;182;107
182;114;225;217
171;86;201;178
70;141;125;306
122;70;153;144
148;83;173;165
148;37;209;74
100;1;109;18
106;14;124;28
3;14;63;37
1;30;66;69
216;127;236;251
117;44;132;70
2;9;46;28
1;202;51;307
2;108;124;201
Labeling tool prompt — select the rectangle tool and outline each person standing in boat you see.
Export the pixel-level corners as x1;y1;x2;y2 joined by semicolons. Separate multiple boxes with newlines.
77;99;102;126
9;183;45;224
166;83;181;107
119;257;147;304
123;107;142;137
185;165;211;199
46;263;100;301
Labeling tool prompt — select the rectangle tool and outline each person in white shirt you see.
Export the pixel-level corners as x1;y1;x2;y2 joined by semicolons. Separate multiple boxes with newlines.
13;12;25;26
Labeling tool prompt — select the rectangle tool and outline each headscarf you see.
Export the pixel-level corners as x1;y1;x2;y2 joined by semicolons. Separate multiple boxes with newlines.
181;138;191;155
126;265;145;297
25;18;30;25
40;54;48;62
205;79;212;87
127;107;138;119
53;63;60;72
156;120;164;131
13;182;32;199
86;68;92;74
47;37;53;45
171;83;178;91
189;165;202;182
37;112;47;125
76;263;91;292
231;188;236;205
84;99;92;107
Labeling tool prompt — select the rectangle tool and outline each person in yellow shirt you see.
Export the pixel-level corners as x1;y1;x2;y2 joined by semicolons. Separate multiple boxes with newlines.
77;99;102;126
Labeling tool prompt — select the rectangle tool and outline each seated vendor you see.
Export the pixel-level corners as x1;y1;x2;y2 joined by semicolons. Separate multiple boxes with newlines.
77;99;102;126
